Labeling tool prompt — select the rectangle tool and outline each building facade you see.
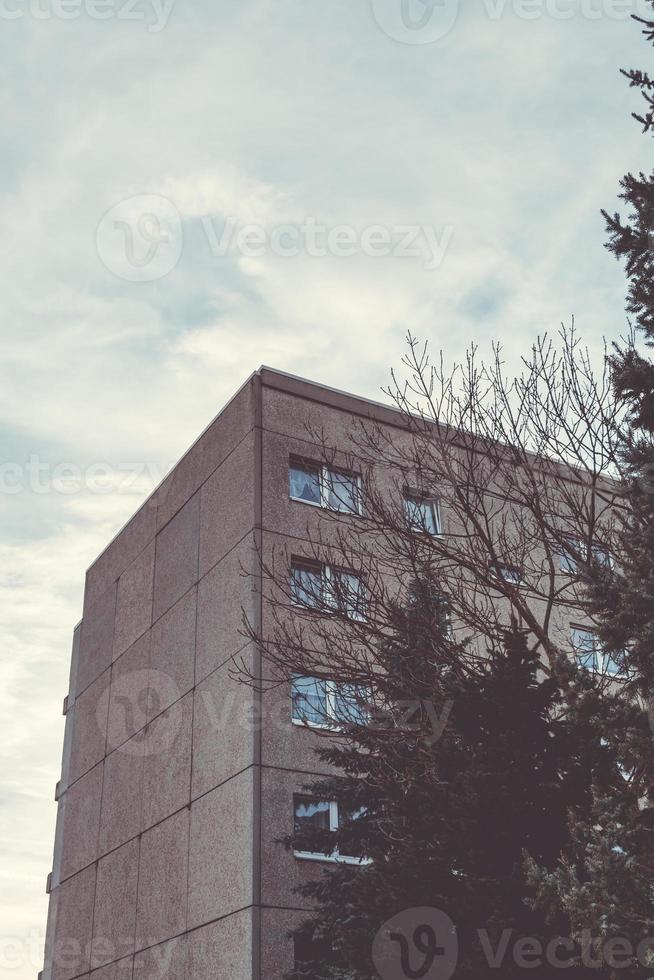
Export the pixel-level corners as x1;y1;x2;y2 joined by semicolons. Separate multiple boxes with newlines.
42;365;616;980
42;367;421;980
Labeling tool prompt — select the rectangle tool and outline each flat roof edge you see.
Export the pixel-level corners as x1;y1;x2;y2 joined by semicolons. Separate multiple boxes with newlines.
257;365;402;425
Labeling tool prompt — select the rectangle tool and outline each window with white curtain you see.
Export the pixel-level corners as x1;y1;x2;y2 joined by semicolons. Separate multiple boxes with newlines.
291;675;369;728
289;459;361;514
293;796;369;863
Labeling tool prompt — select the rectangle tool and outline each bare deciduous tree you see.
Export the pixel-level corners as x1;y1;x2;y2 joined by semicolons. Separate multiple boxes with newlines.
244;327;629;720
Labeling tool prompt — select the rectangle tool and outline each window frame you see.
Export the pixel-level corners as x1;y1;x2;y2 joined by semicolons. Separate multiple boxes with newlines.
290;559;324;609
292;796;370;865
324;564;367;621
560;538;613;575
403;489;442;536
290;560;366;620
289;458;362;515
291;675;332;729
570;626;627;678
560;538;580;575
490;561;523;587
291;675;370;729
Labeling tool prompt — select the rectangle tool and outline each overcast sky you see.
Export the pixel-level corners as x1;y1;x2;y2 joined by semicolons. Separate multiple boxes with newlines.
0;1;651;975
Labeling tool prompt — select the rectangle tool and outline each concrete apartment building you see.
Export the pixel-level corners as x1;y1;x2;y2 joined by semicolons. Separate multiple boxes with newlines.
43;366;427;980
42;365;612;980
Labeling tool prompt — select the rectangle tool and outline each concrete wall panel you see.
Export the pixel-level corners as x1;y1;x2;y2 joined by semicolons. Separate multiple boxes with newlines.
187;773;253;930
99;739;143;856
68;672;110;786
188;910;253;980
85;500;157;615
198;430;256;579
135;809;189;950
261;907;302;980
59;763;103;883
148;588;197;721
49;864;97;980
89;957;133;980
106;631;151;754
78;584;116;695
195;536;256;686
192;649;255;801
133;936;188;980
153;493;200;622
92;839;139;968
142;692;193;831
113;541;155;660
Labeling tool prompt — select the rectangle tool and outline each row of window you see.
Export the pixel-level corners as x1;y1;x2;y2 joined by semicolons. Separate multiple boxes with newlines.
289;459;443;533
290;568;623;677
290;461;612;580
292;638;624;741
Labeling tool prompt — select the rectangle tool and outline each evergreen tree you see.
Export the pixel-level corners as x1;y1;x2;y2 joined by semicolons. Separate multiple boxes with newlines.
285;591;611;979
527;10;654;971
592;4;654;694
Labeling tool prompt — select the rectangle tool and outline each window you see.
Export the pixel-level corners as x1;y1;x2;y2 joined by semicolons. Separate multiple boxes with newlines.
293;796;368;864
289;460;321;506
326;567;366;620
571;627;627;677
291;561;365;619
292;676;369;728
324;468;360;514
291;561;323;608
491;562;522;586
560;538;580;574
291;675;328;727
289;459;361;514
561;539;612;574
404;490;441;535
330;682;369;725
592;545;613;569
